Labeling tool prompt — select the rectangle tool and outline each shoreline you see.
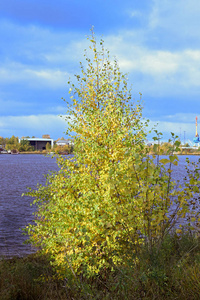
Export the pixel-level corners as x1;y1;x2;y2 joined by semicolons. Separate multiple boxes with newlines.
1;151;199;156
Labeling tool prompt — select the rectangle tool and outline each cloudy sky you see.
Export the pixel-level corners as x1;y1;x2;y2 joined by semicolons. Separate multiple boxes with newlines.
0;0;200;142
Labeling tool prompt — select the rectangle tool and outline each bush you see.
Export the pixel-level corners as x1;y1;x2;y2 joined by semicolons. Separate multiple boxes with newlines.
46;142;51;151
25;30;200;281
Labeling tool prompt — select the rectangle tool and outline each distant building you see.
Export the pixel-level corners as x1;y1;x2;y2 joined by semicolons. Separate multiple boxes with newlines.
42;134;51;139
56;139;74;146
19;137;54;150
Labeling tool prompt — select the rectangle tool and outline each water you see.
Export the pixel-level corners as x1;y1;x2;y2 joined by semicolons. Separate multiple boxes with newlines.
0;154;59;257
0;154;199;257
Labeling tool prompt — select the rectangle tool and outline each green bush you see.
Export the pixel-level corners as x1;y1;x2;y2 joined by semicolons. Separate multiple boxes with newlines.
25;30;200;282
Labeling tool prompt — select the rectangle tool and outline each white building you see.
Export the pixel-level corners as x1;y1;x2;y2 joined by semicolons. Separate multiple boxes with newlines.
56;139;74;146
19;137;54;150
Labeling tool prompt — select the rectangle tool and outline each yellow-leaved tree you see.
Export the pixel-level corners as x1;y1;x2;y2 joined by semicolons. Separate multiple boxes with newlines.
26;31;200;279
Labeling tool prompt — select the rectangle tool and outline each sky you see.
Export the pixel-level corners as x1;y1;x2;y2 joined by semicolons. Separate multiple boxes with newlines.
1;0;200;143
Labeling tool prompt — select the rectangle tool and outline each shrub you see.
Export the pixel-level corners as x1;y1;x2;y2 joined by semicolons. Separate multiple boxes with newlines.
25;30;200;280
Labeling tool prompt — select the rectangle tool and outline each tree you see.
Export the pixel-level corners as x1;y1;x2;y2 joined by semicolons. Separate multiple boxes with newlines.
26;31;200;279
45;142;51;151
0;136;6;147
18;139;34;152
5;135;19;151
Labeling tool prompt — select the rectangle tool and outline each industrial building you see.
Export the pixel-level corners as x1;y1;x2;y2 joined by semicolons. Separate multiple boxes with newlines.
19;137;54;151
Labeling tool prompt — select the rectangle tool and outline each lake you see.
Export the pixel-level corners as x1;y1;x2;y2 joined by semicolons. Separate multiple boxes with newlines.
0;154;199;257
0;154;59;257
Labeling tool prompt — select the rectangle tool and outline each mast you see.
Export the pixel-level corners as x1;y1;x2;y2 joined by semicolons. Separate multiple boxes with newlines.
196;116;198;137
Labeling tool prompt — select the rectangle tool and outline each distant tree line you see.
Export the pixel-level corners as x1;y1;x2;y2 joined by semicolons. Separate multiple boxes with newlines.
0;135;74;154
149;141;200;155
0;135;34;152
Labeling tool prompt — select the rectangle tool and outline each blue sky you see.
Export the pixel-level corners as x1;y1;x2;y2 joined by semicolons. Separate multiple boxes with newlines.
0;0;200;142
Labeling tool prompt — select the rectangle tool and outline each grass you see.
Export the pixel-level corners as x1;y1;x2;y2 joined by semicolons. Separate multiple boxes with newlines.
0;254;67;300
0;231;200;300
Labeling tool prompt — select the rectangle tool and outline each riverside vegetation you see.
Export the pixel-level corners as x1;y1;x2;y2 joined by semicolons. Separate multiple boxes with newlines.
150;141;200;155
1;30;200;299
0;136;74;154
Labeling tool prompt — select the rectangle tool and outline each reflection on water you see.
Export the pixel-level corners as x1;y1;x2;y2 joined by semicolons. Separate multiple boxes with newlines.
0;154;199;257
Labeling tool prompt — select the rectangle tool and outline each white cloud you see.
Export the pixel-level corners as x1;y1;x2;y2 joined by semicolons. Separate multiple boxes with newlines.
44;39;89;65
1;2;200;138
152;121;194;135
102;33;200;96
162;113;200;123
1;14;200;98
0;114;68;139
149;0;200;38
26;69;69;88
148;112;199;142
0;63;70;89
0;19;86;88
118;49;178;75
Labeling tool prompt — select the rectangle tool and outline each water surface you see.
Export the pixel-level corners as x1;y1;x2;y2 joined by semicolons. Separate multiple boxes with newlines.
0;154;59;257
0;154;199;257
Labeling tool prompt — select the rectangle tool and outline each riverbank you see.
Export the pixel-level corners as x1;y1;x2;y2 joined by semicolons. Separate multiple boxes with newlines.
1;231;200;300
14;151;70;155
149;151;200;156
1;149;199;156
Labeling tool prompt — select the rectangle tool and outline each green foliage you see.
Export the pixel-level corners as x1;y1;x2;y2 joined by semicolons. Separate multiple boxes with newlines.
1;233;200;299
45;142;51;151
18;139;34;152
0;135;35;152
25;30;200;280
184;142;190;147
53;144;74;154
0;136;6;147
5;135;19;151
0;254;67;300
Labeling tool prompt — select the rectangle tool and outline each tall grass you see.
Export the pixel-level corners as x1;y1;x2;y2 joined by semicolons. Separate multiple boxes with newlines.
0;231;200;299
